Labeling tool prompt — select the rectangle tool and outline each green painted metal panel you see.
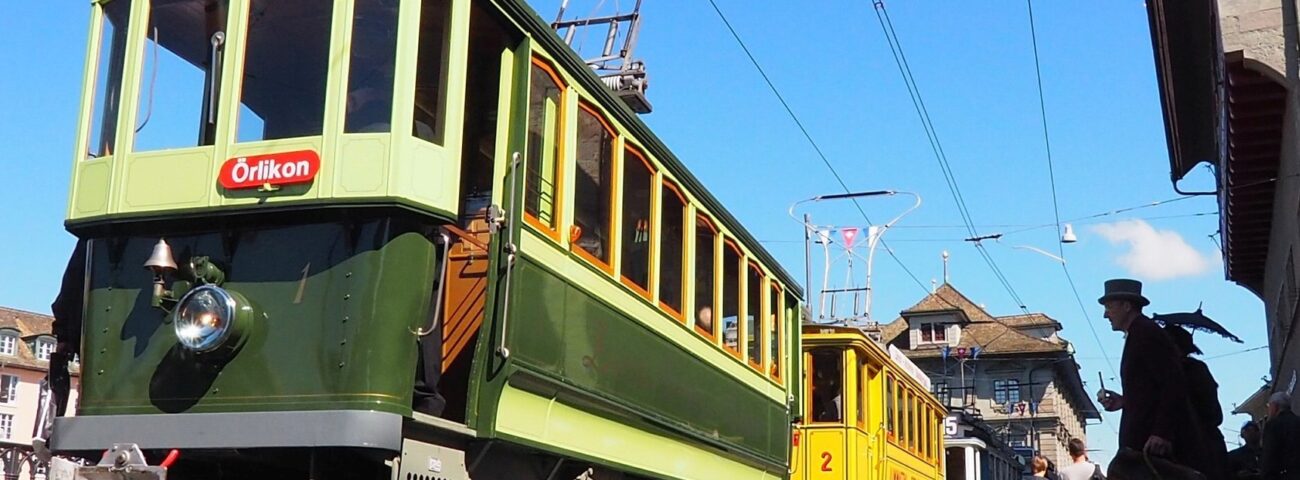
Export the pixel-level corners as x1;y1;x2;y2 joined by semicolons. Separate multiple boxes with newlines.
500;257;788;465
79;213;437;416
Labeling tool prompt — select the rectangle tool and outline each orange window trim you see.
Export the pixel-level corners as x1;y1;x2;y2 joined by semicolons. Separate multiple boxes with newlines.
746;261;765;370
569;101;618;276
524;56;567;243
695;214;720;342
721;238;742;359
770;283;784;382
619;145;656;299
660;179;688;325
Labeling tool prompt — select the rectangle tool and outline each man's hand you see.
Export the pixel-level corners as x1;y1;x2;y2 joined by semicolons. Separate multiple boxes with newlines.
1144;435;1172;456
1097;389;1124;411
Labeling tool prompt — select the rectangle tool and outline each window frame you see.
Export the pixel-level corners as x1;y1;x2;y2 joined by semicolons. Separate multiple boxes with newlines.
886;375;896;440
35;338;54;361
994;378;1021;405
769;283;784;382
0;375;18;405
693;214;720;342
0;333;16;357
658;179;688;322
744;261;765;371
522;56;567;242
569;101;618;275
719;238;743;360
856;359;867;429
618;144;656;298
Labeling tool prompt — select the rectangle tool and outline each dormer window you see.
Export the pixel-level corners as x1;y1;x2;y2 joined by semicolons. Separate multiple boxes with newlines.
920;322;947;343
35;338;55;361
0;332;16;356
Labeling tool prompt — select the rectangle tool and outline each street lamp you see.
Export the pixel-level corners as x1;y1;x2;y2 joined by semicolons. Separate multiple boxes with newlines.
789;190;922;325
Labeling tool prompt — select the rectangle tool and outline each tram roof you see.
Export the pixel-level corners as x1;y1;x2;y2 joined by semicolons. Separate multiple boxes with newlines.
497;0;804;298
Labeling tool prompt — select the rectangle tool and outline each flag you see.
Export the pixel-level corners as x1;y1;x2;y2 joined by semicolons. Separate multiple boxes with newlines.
840;227;859;248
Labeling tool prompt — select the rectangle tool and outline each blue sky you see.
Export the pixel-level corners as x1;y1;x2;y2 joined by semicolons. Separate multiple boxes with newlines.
0;0;1269;467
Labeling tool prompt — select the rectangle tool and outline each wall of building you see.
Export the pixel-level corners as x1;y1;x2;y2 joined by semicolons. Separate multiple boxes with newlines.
919;358;1085;467
1221;0;1300;406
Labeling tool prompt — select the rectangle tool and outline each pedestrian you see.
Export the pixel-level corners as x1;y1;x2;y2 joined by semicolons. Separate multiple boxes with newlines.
1094;279;1209;475
1058;438;1106;480
1032;455;1051;478
1228;420;1262;480
1165;323;1230;479
1262;392;1300;480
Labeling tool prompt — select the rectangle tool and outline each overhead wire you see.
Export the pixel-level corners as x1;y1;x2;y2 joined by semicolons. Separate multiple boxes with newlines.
1025;0;1118;379
871;0;1029;312
704;0;934;296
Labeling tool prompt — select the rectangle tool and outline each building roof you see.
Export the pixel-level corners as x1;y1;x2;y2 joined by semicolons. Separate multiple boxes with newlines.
1146;0;1283;292
0;306;60;371
881;284;1101;419
880;284;1066;358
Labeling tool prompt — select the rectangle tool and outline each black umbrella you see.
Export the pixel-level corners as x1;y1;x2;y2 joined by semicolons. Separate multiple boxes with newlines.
1152;304;1243;343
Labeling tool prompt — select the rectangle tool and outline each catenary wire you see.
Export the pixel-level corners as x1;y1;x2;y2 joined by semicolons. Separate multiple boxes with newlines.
1025;0;1118;379
705;0;934;296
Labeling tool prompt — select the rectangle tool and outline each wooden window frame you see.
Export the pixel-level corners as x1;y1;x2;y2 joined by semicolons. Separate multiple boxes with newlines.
720;238;743;360
886;375;896;441
693;215;720;342
856;359;867;429
569;101;618;276
658;179;688;323
523;57;566;242
618;144;656;299
744;262;765;371
769;283;784;382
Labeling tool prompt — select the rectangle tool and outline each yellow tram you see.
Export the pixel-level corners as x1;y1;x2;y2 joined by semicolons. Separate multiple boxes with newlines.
793;324;945;480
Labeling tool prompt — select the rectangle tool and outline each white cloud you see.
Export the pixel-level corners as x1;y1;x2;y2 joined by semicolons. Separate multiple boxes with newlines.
1091;220;1218;280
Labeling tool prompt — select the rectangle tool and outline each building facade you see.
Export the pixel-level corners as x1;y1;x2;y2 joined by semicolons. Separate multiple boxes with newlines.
0;307;79;478
879;284;1100;467
1145;0;1300;409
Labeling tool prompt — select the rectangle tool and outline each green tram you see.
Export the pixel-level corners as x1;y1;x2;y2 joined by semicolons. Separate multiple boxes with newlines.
48;0;805;478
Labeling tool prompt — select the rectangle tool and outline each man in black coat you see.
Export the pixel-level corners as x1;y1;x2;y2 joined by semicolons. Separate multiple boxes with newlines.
1095;279;1208;474
1262;392;1300;480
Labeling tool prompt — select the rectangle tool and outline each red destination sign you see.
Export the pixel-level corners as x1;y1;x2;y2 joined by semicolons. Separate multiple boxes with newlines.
218;150;320;190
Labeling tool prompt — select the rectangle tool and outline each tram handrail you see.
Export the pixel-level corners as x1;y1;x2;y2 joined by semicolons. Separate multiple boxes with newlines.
496;152;524;358
413;231;452;337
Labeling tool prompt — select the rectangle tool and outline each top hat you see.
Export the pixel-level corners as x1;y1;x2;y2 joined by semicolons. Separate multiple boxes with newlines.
1097;279;1150;307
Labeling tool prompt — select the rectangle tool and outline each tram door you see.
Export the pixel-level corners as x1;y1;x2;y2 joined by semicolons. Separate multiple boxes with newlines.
800;348;848;480
438;3;521;422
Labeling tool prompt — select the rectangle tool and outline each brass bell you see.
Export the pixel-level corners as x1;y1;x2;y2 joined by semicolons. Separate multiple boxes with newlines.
143;239;178;274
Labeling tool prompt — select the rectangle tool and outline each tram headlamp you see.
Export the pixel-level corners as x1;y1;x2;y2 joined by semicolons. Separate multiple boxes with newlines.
173;285;252;354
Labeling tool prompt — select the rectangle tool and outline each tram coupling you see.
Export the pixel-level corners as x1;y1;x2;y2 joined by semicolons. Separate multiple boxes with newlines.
48;444;169;480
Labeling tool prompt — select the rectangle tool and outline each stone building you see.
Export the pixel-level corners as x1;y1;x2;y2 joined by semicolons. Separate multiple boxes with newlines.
1145;0;1300;408
879;284;1100;467
0;306;80;478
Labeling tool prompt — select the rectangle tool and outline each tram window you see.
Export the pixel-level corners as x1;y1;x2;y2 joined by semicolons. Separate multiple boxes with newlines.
236;0;335;142
693;216;717;337
768;284;782;379
572;103;615;266
886;376;895;437
87;0;133;158
922;407;930;458
856;361;866;427
133;0;229;151
896;383;905;444
720;241;741;355
344;0;399;134
524;60;564;232
411;0;451;143
620;146;654;294
658;181;686;316
810;350;843;423
745;263;763;369
907;391;915;450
